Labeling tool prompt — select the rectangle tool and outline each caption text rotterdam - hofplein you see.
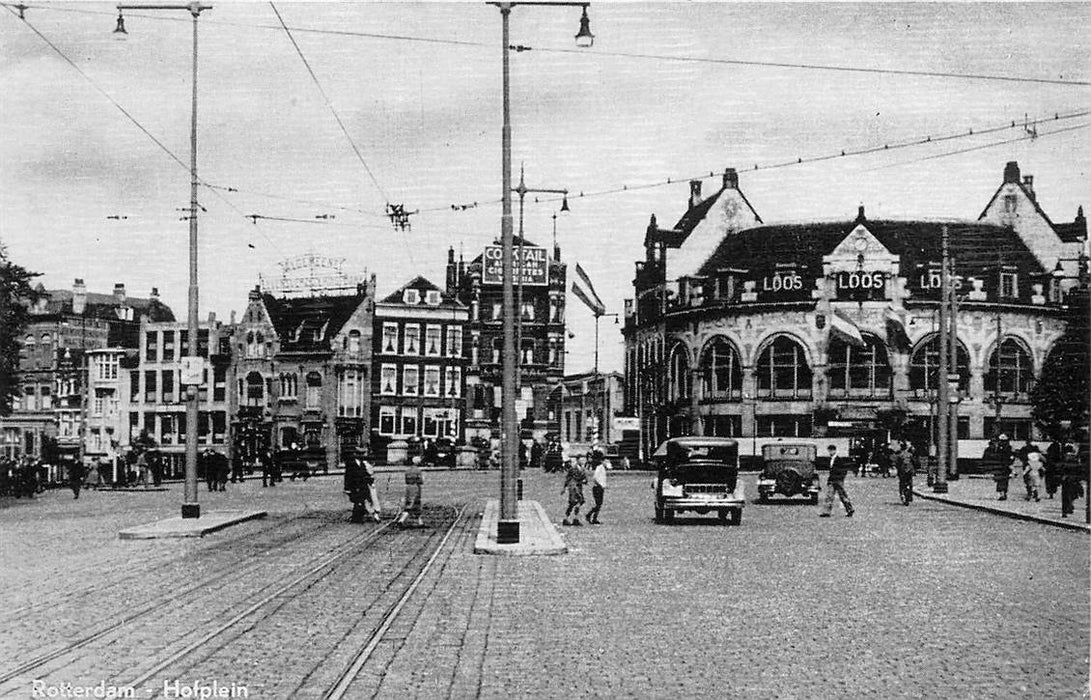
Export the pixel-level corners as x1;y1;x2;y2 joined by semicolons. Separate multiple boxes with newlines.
32;680;251;698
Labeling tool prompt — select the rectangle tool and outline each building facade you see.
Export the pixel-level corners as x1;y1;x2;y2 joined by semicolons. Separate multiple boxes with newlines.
557;371;624;446
371;276;469;455
1;279;173;474
83;347;129;479
230;277;375;470
446;241;567;439
624;162;1087;460
122;316;232;476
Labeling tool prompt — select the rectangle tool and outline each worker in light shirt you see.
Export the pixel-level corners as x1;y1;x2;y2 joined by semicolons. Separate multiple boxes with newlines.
585;450;610;525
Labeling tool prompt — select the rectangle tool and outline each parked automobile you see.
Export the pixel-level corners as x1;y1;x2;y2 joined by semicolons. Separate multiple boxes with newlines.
757;443;820;504
652;437;745;525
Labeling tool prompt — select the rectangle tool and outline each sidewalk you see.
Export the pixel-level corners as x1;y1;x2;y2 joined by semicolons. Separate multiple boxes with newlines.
913;476;1089;532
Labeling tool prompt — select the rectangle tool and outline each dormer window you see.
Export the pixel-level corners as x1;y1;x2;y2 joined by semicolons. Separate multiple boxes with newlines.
425;290;441;306
1000;270;1018;299
403;289;420;305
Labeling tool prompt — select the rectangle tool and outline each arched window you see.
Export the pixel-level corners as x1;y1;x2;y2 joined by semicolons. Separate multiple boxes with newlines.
667;344;690;402
347;329;361;355
699;337;742;399
245;371;264;405
305;371;322;409
827;335;891;398
985;338;1034;396
909;336;970;396
757;336;812;398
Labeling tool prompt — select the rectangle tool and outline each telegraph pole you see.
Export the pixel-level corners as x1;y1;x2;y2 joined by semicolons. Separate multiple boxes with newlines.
947;269;960;479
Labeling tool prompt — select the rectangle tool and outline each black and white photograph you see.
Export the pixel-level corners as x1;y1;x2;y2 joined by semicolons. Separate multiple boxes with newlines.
1;1;1088;697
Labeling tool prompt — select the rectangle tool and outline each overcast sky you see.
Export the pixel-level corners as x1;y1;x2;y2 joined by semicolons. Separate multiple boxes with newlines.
2;2;1088;374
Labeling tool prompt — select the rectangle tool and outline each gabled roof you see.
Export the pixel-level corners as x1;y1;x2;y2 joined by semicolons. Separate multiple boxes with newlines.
977;177;1058;229
673;186;763;238
378;276;466;312
262;292;367;353
39;289;175;322
697;218;1046;299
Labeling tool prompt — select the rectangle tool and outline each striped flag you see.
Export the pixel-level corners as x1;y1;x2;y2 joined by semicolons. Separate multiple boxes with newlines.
885;306;911;351
829;310;866;348
571;262;606;316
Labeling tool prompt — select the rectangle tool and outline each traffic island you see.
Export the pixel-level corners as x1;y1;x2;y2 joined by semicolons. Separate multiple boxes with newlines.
119;510;267;539
474;499;567;556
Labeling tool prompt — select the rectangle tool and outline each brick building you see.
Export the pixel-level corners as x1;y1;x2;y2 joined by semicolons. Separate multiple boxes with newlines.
371;276;469;456
624;163;1087;460
230;277;375;470
446;240;567;440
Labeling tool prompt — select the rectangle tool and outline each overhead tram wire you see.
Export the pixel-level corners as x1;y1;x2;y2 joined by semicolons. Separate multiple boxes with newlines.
864;121;1091;171
1;5;285;255
268;2;413;264
7;3;1090;88
439;108;1091;211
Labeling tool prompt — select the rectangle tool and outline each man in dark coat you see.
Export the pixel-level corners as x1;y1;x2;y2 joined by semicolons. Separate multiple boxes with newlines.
260;449;276;488
893;441;915;506
68;460;86;499
819;444;854;517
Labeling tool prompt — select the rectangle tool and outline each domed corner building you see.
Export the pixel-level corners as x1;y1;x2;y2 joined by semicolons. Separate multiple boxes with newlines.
622;162;1088;462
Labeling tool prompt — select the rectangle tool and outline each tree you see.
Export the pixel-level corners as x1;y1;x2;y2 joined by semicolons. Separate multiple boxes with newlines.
1032;285;1091;443
0;246;41;417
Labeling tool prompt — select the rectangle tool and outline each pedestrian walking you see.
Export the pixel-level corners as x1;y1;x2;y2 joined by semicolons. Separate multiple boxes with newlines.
260;449;276;488
345;449;381;523
86;461;104;490
135;451;150;489
893;440;914;505
68;461;86;499
395;458;424;527
1044;440;1063;498
1060;446;1084;518
202;449;218;492
561;454;588;526
231;453;245;484
585;450;610;524
819;444;854;517
1023;447;1043;502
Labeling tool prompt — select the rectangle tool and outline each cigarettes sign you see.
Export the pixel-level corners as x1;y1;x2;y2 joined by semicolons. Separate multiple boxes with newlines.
482;245;548;286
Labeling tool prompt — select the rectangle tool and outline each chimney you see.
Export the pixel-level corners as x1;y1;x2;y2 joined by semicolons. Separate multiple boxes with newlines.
113;283;126;305
1003;161;1021;184
446;246;457;296
856;204;866;222
72;278;87;315
722;168;738;190
1022;175;1035;201
689;180;703;208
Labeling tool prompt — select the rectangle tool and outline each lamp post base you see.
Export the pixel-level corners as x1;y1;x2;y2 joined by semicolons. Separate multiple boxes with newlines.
182;503;201;519
932;483;949;494
497;519;520;544
517;478;524;501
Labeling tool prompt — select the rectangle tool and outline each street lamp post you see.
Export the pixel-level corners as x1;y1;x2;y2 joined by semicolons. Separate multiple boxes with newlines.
491;1;592;545
116;2;210;518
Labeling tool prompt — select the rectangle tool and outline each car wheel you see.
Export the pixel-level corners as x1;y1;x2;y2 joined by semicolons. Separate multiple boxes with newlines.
758;493;769;504
718;509;729;524
663;508;675;523
654;505;664;523
809;493;820;506
729;509;742;526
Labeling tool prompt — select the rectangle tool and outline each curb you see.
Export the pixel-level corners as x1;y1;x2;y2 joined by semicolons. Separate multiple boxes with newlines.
474;499;567;556
912;489;1089;532
119;510;268;539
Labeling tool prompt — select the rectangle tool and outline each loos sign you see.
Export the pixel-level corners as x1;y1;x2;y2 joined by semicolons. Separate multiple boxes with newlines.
834;270;887;300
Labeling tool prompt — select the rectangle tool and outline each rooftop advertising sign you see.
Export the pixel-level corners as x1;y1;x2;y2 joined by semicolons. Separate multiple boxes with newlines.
482;245;548;286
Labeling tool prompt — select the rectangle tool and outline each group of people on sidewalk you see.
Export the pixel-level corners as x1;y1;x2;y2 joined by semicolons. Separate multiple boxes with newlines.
987;435;1085;517
560;449;611;526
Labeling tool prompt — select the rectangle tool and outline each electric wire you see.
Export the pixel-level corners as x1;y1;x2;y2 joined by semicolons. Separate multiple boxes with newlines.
268;3;387;204
5;3;1088;87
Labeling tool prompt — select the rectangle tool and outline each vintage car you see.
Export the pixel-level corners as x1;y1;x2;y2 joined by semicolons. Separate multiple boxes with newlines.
653;437;745;525
756;443;820;504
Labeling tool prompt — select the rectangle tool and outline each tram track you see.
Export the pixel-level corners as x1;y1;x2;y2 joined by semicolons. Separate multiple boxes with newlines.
0;514;388;688
0;509;340;624
322;505;468;700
